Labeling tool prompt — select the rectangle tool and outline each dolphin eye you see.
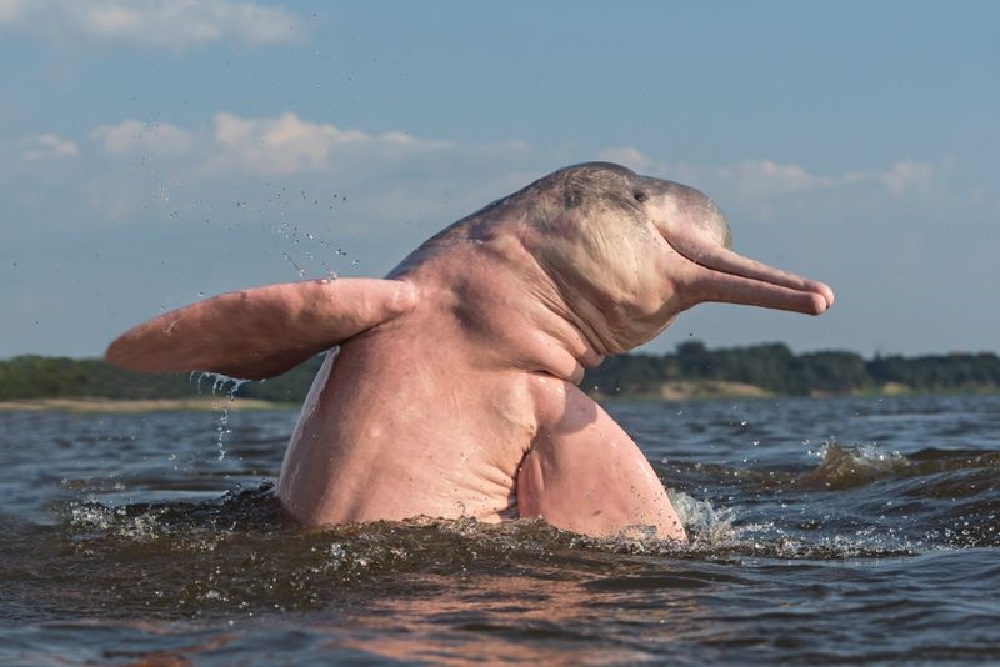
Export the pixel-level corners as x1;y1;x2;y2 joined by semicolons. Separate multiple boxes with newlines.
632;189;649;203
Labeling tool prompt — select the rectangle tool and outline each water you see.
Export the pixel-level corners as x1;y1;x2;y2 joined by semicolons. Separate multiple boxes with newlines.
1;394;998;665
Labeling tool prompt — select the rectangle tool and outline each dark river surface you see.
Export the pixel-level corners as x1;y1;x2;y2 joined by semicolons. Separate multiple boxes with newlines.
1;393;998;665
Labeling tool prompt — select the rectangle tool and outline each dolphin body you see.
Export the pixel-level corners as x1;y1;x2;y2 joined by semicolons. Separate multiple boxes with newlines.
107;162;833;542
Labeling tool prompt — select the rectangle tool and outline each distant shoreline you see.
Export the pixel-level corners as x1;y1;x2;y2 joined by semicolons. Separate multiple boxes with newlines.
4;345;1000;406
0;380;945;413
0;397;294;413
589;380;927;401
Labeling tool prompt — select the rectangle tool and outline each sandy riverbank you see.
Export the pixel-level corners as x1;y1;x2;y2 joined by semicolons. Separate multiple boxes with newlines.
0;397;292;413
0;380;927;412
3;384;768;412
590;380;774;401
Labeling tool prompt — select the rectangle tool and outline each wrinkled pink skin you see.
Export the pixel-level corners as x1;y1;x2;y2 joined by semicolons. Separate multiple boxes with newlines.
107;163;833;542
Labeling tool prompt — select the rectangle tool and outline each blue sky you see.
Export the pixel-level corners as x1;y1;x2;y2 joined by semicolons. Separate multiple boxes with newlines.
1;1;998;359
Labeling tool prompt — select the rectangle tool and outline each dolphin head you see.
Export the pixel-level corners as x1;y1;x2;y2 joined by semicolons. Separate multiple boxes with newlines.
510;162;834;356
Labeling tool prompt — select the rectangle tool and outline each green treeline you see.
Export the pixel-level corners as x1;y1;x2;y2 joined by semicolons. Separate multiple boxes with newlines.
2;342;1000;402
584;341;1000;396
0;354;324;403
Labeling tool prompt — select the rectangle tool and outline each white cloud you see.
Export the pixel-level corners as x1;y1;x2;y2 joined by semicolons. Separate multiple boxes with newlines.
595;146;658;173
707;158;947;220
20;133;79;161
0;0;302;50
721;160;833;193
599;146;949;214
91;119;194;157
16;119;969;251
0;0;29;23
208;112;454;175
879;160;938;196
12;112;514;226
212;112;358;174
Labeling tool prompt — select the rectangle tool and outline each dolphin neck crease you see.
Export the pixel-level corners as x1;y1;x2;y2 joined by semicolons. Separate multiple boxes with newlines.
390;235;605;385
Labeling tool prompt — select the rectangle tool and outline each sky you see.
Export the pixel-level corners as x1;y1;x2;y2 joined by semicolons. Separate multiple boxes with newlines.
1;0;998;360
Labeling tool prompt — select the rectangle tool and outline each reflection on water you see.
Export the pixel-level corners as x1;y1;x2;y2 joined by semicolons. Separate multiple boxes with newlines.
1;394;999;664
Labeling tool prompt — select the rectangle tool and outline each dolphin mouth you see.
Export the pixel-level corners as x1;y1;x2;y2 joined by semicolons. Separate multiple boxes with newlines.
664;228;835;316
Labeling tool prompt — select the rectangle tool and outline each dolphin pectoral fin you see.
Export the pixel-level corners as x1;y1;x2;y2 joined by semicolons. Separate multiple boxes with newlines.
519;381;687;542
105;278;418;380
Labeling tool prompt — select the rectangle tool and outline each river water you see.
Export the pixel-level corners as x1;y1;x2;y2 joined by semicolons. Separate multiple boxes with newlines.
1;393;998;665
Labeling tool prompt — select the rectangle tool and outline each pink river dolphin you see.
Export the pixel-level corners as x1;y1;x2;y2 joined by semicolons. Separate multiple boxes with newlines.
106;162;834;542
